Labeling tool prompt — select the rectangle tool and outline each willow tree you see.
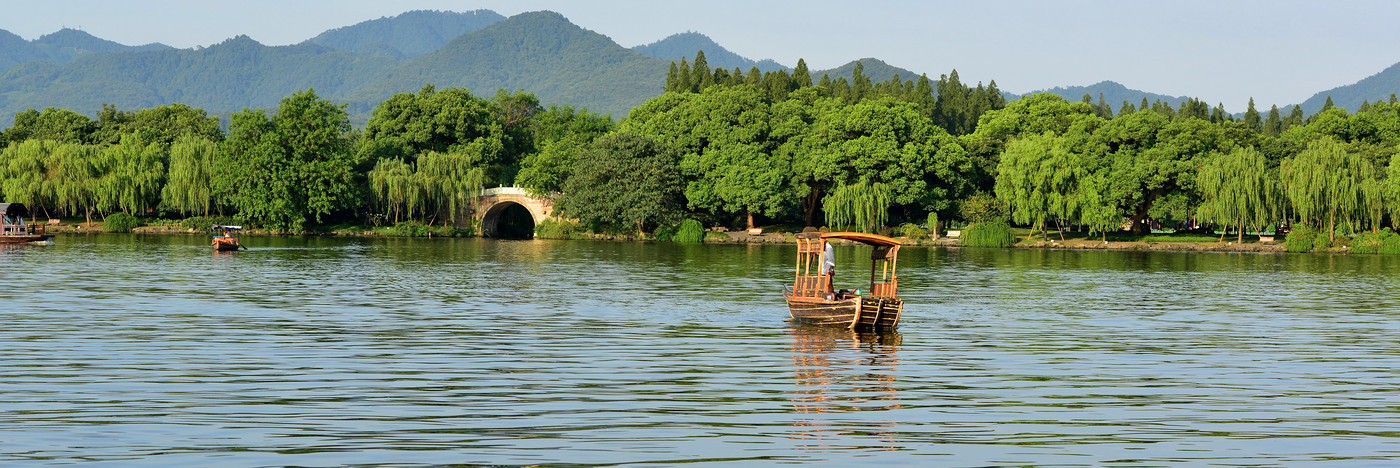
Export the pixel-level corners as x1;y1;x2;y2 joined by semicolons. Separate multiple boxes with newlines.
0;140;58;215
823;179;891;233
367;158;418;223
994;132;1077;240
1195;147;1278;243
1281;137;1374;242
161;135;219;216
96;134;166;216
416;151;484;226
46;143;101;223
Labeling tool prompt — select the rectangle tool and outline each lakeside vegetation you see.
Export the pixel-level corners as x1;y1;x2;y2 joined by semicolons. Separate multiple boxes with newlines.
4;50;1400;254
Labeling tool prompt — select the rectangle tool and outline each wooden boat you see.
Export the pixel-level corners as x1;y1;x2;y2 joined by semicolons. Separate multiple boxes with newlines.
784;232;903;330
0;203;54;244
212;224;245;251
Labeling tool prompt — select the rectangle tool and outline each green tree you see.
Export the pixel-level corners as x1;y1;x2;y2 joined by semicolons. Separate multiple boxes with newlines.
1243;98;1262;132
560;132;684;234
792;58;812;88
5;108;93;144
95;134;166;216
1264;105;1283;136
1195;147;1278;243
994;132;1079;240
1281;137;1373;242
161;135;220;216
516;105;614;195
216;89;359;231
823;179;891;233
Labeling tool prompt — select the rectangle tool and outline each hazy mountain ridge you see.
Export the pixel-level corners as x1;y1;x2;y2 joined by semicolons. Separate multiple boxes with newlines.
351;11;668;118
632;32;788;73
3;9;1400;126
0;27;170;72
0;35;399;119
1292;62;1400;114
1029;81;1189;111
305;9;504;58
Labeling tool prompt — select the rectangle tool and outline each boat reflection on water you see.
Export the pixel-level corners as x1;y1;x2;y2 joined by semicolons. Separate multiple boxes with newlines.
787;325;902;451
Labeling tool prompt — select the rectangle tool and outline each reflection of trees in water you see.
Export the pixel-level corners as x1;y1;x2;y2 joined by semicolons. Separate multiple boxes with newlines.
788;325;902;450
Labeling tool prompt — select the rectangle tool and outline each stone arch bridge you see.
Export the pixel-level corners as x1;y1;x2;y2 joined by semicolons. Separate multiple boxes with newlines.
474;186;557;238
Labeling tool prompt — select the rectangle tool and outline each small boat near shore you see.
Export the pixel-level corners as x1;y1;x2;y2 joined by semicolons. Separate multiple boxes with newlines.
212;224;246;251
0;203;54;244
784;232;904;330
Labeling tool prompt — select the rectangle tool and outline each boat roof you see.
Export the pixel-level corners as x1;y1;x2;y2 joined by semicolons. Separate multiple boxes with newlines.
0;203;29;218
819;231;902;247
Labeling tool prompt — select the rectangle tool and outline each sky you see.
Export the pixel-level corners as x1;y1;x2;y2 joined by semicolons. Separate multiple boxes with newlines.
4;0;1399;112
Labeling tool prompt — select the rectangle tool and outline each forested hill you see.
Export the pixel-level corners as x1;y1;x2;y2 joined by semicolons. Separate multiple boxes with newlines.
814;58;921;83
1031;81;1188;112
0;35;400;121
632;32;788;73
0;28;170;71
349;11;669;118
1293;61;1400;114
304;9;504;58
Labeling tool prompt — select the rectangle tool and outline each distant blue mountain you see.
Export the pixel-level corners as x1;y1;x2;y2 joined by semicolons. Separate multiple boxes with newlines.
632;32;788;73
1290;61;1400;115
1027;81;1189;111
0;27;170;72
304;9;504;58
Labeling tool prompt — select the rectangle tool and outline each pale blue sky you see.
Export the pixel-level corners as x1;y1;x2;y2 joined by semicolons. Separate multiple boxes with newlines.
4;0;1396;111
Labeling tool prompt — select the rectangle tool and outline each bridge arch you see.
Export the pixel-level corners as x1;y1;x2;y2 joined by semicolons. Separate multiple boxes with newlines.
475;187;555;238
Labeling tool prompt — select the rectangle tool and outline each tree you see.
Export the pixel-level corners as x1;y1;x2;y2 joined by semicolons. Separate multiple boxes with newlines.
161;135;221;216
1281;137;1373;242
45;142;101;223
1243;97;1262;132
823;179;891;233
1195;147;1278;243
216;89;360;231
792;58;812;88
95;134;166;216
5;108;93;144
560;132;684;234
516;105;614;195
1265;105;1283;136
994;132;1078;240
691;50;712;92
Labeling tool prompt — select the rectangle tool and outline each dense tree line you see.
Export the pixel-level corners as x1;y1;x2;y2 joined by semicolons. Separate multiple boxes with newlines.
4;49;1400;247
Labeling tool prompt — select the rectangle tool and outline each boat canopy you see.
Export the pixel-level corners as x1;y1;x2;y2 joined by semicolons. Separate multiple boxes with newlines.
0;203;30;218
212;224;243;231
819;231;901;247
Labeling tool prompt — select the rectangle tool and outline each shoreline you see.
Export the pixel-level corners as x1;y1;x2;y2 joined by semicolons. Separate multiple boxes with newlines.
43;222;1298;254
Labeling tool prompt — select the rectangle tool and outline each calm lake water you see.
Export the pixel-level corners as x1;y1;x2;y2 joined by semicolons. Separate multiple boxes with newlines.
3;234;1399;466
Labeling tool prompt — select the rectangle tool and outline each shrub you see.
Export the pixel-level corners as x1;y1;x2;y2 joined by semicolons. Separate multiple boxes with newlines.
1351;229;1388;254
1382;232;1400;255
672;219;705;243
535;218;584;239
103;213;140;233
1285;223;1317;253
387;220;431;237
896;222;926;238
962;220;1016;247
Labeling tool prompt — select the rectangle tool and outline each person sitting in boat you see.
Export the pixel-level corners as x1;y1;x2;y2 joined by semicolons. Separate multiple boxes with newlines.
819;242;836;298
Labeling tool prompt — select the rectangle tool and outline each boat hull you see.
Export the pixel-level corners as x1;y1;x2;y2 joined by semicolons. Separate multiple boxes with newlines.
0;234;54;244
784;290;903;330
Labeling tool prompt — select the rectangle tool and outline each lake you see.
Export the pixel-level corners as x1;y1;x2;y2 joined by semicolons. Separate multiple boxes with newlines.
3;234;1398;466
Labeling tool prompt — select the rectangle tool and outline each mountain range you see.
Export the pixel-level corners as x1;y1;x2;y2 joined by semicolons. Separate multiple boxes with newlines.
0;9;1396;127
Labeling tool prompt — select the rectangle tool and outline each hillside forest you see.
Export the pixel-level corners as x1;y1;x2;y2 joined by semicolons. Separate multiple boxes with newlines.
4;51;1400;252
